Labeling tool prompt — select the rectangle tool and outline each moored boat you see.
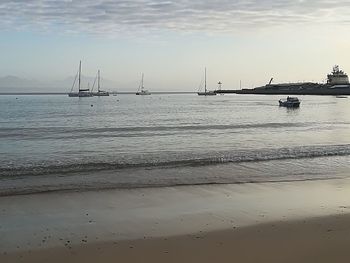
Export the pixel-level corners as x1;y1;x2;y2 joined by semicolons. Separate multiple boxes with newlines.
68;61;93;97
92;70;109;96
279;96;300;107
136;73;151;95
197;68;216;96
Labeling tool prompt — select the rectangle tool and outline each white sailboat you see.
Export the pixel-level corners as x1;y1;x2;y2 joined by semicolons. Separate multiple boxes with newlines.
197;68;216;96
136;73;151;95
68;61;93;97
92;70;109;96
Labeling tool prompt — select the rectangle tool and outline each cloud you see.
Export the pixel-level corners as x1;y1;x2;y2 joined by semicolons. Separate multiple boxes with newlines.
0;0;349;35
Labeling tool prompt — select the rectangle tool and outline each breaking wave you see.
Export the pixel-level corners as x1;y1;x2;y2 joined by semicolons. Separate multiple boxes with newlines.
1;144;350;177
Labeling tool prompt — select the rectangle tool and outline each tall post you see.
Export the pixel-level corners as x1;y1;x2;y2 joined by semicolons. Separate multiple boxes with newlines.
78;61;81;92
142;73;144;90
98;70;100;92
204;68;207;93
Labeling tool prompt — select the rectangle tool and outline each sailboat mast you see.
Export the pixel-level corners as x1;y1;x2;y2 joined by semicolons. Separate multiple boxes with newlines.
204;68;207;93
141;73;144;91
98;70;100;92
78;61;81;92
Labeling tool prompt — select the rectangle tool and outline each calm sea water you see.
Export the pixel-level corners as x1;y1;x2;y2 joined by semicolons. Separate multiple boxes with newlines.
1;94;350;195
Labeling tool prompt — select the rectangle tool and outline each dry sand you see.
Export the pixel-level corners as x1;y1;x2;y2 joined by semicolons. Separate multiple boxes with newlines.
2;178;350;262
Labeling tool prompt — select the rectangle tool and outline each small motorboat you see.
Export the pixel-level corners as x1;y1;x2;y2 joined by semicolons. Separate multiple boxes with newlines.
279;96;300;107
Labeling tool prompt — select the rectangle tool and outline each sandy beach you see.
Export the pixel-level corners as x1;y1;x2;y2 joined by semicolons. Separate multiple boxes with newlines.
2;178;350;262
4;214;350;263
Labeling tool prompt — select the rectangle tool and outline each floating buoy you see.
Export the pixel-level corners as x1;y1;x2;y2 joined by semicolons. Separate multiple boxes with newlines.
91;104;93;107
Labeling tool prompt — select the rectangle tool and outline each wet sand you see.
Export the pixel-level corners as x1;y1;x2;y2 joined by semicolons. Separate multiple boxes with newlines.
3;214;350;263
1;178;350;262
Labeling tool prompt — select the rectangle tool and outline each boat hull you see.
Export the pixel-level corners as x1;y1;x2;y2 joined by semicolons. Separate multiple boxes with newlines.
279;100;300;107
92;92;109;96
68;92;93;97
198;92;216;96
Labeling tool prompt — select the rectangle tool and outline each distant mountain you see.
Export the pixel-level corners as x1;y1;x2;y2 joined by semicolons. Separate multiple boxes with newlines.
0;75;122;93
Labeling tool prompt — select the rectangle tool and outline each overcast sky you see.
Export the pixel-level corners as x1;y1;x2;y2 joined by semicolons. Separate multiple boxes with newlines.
1;0;350;91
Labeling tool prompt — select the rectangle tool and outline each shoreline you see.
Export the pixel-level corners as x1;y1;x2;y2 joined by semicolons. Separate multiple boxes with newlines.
1;175;347;197
3;153;350;197
2;178;350;262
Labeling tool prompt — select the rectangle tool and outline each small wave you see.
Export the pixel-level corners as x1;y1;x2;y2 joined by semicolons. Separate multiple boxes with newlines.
0;122;317;140
1;177;344;197
3;121;349;135
1;144;350;177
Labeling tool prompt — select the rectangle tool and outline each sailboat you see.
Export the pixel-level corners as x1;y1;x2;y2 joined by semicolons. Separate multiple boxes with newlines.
92;70;109;96
136;73;151;95
197;68;216;96
68;61;93;97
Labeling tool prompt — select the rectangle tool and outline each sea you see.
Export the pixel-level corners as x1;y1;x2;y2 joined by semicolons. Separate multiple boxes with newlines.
1;94;350;196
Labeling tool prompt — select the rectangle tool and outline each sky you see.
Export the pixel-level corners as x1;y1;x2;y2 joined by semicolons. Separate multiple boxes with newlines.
1;0;350;92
